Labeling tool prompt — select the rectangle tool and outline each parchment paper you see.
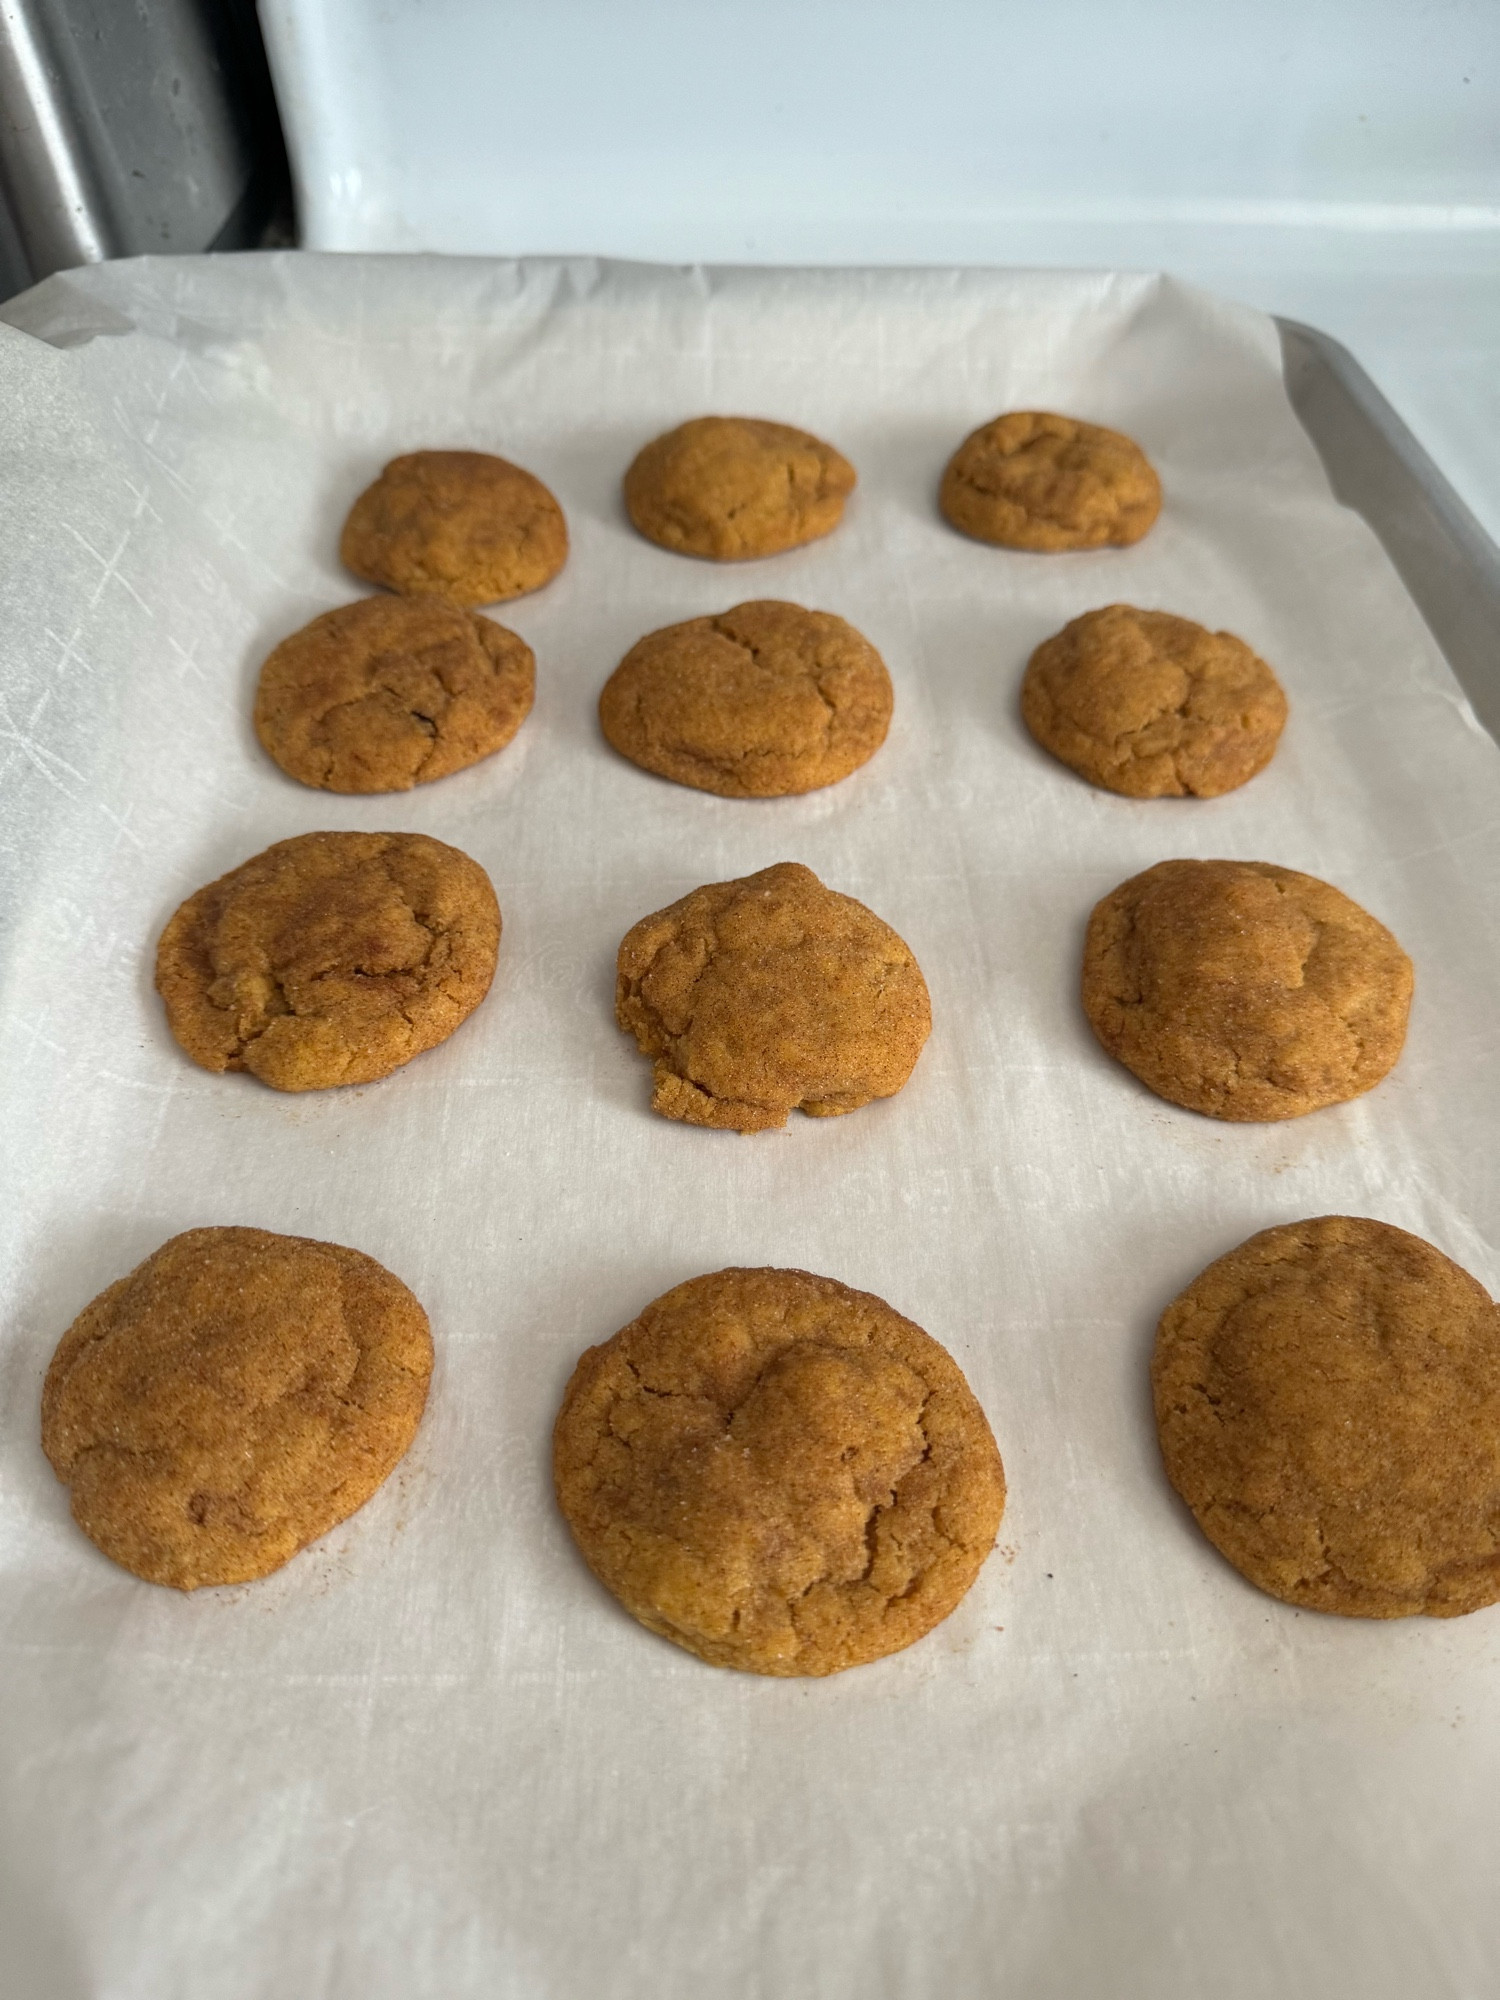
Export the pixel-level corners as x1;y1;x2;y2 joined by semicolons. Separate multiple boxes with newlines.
2;256;1498;2000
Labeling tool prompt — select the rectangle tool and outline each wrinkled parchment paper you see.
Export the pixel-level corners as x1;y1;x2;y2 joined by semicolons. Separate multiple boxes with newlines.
2;257;1498;2000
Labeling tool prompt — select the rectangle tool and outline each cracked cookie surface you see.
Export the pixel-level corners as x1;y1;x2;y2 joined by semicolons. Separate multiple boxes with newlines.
553;1266;1006;1674
1021;604;1286;798
1082;858;1412;1121
940;410;1161;551
341;449;567;605
156;830;500;1092
1154;1216;1500;1618
255;594;535;793
623;416;855;560
616;862;931;1132
42;1226;432;1590
599;599;891;797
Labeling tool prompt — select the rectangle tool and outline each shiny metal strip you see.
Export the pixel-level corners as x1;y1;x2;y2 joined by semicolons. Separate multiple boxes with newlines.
1278;315;1500;744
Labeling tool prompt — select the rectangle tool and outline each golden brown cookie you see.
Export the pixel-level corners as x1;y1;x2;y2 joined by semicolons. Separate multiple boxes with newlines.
156;830;500;1092
42;1226;432;1591
1021;604;1287;797
1154;1216;1500;1619
1082;859;1412;1121
616;861;931;1132
940;411;1161;551
623;416;856;560
254;594;535;793
553;1266;1006;1674
599;599;892;797
340;449;567;605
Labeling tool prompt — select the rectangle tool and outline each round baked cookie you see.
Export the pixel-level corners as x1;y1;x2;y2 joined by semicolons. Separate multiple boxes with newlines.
1082;858;1412;1121
616;861;931;1132
1021;604;1287;798
42;1226;433;1591
1154;1216;1500;1619
156;830;500;1092
623;416;856;560
940;411;1161;551
255;594;535;793
553;1266;1006;1674
599;599;892;797
340;449;567;605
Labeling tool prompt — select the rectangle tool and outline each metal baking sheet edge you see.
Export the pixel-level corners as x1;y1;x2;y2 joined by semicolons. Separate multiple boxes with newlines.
1276;316;1500;746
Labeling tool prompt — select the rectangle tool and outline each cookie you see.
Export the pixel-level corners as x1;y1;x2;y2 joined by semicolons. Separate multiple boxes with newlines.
156;830;500;1092
553;1266;1006;1674
1021;604;1286;797
1082;859;1412;1120
41;1226;432;1590
616;861;931;1132
1153;1216;1500;1619
340;449;567;605
940;411;1161;551
254;594;535;793
599;599;892;797
623;416;855;560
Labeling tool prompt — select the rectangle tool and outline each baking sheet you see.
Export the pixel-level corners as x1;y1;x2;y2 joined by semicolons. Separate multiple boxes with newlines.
1275;317;1500;744
2;255;1499;2000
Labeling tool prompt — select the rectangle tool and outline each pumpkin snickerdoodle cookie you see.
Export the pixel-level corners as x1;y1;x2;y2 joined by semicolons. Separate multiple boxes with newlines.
940;411;1161;551
1154;1216;1500;1619
599;599;892;797
1082;858;1412;1121
1021;604;1287;798
255;594;535;793
623;416;856;560
42;1225;432;1590
553;1266;1006;1674
156;830;500;1092
615;861;931;1132
341;449;567;605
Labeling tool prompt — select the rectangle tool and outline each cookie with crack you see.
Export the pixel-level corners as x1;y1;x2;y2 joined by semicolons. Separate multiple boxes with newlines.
1154;1216;1500;1618
1082;859;1412;1120
340;449;567;605
1021;604;1286;797
553;1266;1006;1674
156;830;500;1092
616;861;931;1132
599;599;891;797
255;594;535;793
42;1225;432;1590
623;416;855;560
940;410;1161;551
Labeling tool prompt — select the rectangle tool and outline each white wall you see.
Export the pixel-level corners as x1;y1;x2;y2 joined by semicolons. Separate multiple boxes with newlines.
262;0;1499;262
